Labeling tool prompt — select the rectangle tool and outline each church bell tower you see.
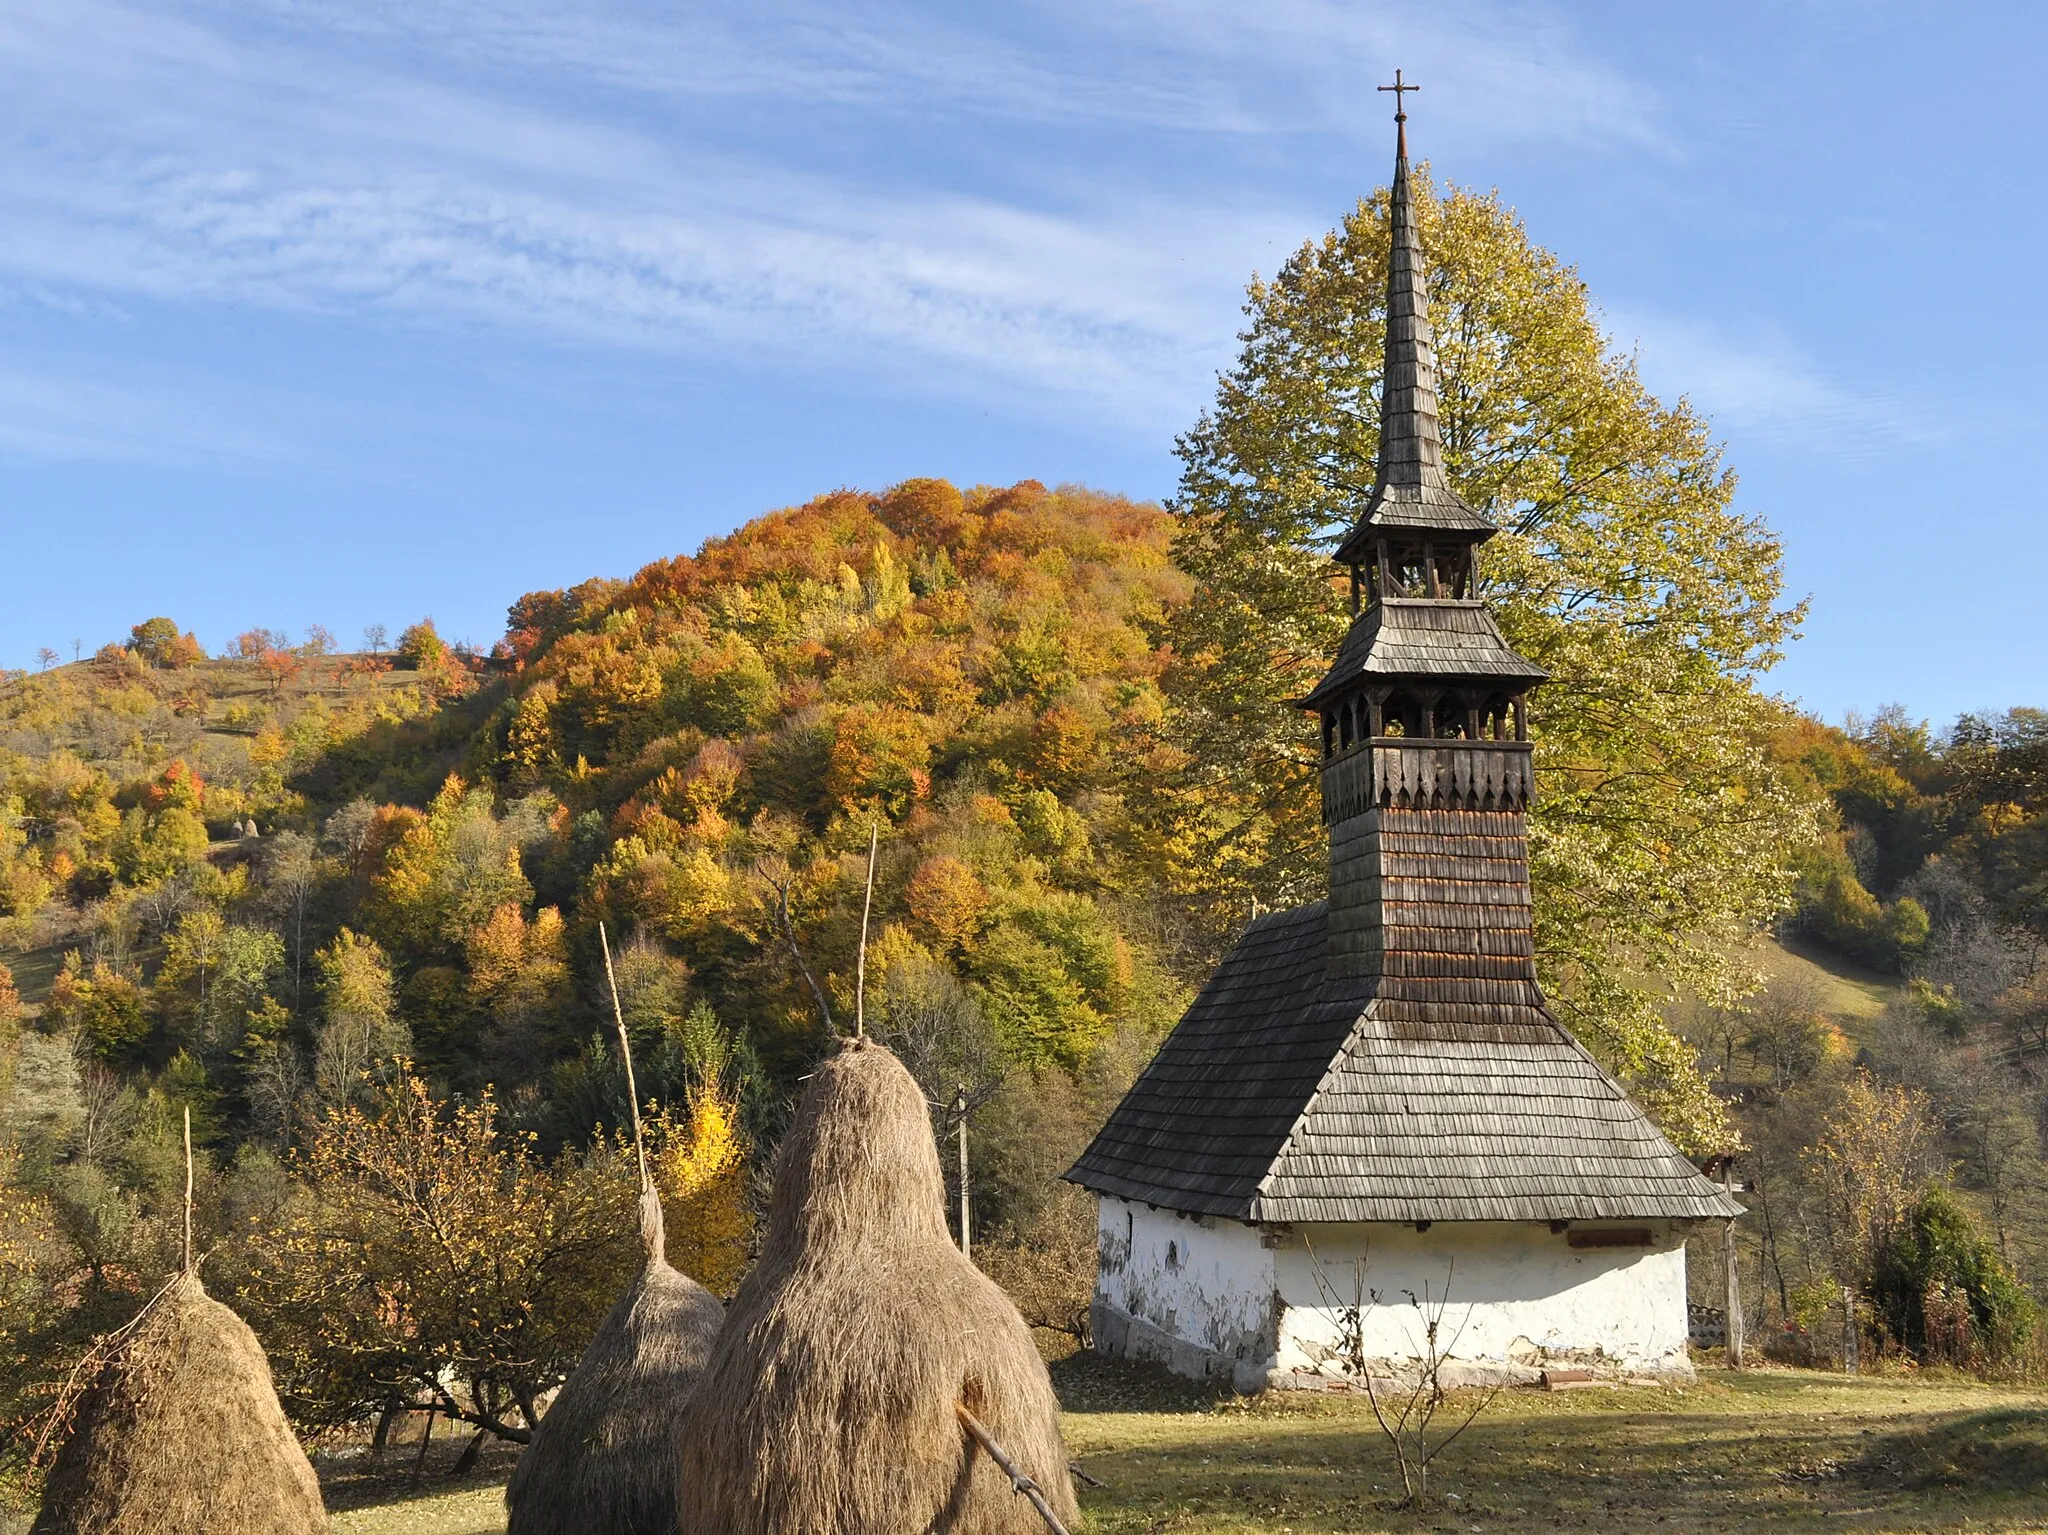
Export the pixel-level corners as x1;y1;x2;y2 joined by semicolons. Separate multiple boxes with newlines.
1300;87;1550;995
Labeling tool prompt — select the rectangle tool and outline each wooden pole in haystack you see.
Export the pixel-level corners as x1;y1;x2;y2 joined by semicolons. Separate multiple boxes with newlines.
956;1084;971;1261
505;925;726;1535
600;920;648;1190
674;1042;1076;1535
30;1098;329;1532
955;1403;1071;1535
182;1104;193;1275
854;822;878;1038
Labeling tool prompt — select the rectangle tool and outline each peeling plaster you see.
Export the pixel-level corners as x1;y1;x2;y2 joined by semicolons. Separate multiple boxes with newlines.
1091;1197;1695;1390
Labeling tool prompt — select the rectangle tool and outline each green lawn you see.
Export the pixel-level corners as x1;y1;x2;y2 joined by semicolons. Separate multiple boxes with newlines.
325;1361;2048;1534
1746;933;1901;1045
1061;1363;2048;1533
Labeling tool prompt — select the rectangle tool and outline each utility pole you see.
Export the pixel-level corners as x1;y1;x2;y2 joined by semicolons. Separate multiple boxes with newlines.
1842;1285;1860;1375
1723;1159;1744;1368
956;1083;971;1261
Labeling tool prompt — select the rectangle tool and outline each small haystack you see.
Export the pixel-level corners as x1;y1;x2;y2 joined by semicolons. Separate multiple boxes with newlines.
30;1270;326;1535
676;1038;1076;1535
506;921;727;1535
504;1185;724;1535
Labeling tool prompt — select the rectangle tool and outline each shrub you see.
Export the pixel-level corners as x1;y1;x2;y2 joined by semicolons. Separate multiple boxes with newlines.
396;619;446;671
1870;1186;2037;1369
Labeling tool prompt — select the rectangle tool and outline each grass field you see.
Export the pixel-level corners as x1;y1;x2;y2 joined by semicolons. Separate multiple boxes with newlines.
1747;933;1900;1043
321;1359;2048;1535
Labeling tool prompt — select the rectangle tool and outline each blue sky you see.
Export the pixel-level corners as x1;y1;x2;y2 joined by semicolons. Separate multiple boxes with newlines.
0;1;2039;725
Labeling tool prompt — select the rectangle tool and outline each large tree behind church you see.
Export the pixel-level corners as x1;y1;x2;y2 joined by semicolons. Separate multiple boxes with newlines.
1148;168;1820;1150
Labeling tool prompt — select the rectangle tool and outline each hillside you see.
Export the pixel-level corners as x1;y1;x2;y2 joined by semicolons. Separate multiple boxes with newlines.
0;646;477;991
0;480;1195;1284
1736;933;1900;1047
3;478;2046;1493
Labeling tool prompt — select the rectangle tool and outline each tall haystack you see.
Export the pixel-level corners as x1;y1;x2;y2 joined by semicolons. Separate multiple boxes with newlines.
504;1185;724;1535
676;1038;1077;1535
30;1271;326;1535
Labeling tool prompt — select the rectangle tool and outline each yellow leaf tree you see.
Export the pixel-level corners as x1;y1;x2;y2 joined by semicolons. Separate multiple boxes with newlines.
1156;167;1823;1149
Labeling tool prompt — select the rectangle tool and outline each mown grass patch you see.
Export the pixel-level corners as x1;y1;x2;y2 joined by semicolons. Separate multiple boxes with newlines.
306;1361;2048;1535
1056;1359;2047;1534
328;1484;508;1535
1751;933;1900;1040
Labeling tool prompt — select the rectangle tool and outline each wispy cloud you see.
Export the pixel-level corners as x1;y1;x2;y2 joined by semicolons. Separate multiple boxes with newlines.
1606;304;1939;463
0;0;1303;435
2;162;1270;430
180;0;1673;154
0;0;1695;465
0;360;283;465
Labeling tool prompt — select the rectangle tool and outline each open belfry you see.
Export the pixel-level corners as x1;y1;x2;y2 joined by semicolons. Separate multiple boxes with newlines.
1068;82;1741;1388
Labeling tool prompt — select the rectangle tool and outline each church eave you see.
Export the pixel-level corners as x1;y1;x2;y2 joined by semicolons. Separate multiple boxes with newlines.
1296;604;1549;709
1332;490;1497;565
1246;1191;1742;1224
1064;902;1744;1226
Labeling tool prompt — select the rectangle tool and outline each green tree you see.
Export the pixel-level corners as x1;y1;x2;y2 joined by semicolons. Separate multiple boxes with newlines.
396;618;447;671
369;777;533;957
48;956;152;1063
244;1066;637;1440
1153;168;1820;1148
159;911;285;1060
1870;1185;2037;1365
312;928;408;1106
127;617;181;666
109;805;210;885
260;830;322;1011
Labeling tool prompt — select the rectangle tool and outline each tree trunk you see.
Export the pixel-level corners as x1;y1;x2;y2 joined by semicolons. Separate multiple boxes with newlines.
452;1429;487;1478
1842;1286;1860;1376
410;1405;436;1486
370;1396;403;1460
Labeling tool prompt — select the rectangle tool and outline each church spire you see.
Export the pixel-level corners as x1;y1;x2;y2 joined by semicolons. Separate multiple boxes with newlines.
1374;68;1447;499
1334;76;1492;564
1300;71;1545;823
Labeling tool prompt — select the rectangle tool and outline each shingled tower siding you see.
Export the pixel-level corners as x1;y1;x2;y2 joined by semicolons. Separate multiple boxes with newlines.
1328;804;1535;990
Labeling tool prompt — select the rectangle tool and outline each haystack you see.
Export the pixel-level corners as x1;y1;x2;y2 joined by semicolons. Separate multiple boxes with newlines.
30;1270;325;1535
504;1185;724;1535
676;1038;1076;1535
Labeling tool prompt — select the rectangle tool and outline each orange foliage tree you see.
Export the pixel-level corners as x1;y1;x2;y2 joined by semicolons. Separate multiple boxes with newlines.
245;1066;640;1440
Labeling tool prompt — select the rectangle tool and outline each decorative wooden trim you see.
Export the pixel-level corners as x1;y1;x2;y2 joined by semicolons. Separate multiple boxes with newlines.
1566;1228;1653;1249
1322;740;1535;820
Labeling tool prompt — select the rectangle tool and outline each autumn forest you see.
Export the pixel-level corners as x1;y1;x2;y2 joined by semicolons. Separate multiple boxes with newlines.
4;176;2048;1503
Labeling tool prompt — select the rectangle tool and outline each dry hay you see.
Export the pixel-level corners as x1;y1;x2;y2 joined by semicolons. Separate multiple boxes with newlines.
30;1271;325;1535
676;1038;1076;1535
505;1186;725;1535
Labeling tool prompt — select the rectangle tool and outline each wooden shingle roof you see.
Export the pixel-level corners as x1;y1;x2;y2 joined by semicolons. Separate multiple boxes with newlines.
1066;900;1740;1224
1298;599;1547;709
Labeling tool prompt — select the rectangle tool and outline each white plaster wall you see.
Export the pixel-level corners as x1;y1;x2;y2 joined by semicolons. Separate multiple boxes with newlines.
1094;1197;1276;1380
1272;1221;1692;1375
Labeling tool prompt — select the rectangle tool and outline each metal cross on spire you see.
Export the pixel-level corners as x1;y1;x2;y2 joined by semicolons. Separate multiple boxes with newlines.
1377;68;1417;153
1377;68;1418;118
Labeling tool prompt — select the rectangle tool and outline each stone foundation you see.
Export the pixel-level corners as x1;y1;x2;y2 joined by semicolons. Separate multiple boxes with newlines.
1091;1299;1279;1394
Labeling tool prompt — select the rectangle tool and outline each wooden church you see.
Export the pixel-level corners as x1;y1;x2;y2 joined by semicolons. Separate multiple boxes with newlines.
1066;93;1740;1391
